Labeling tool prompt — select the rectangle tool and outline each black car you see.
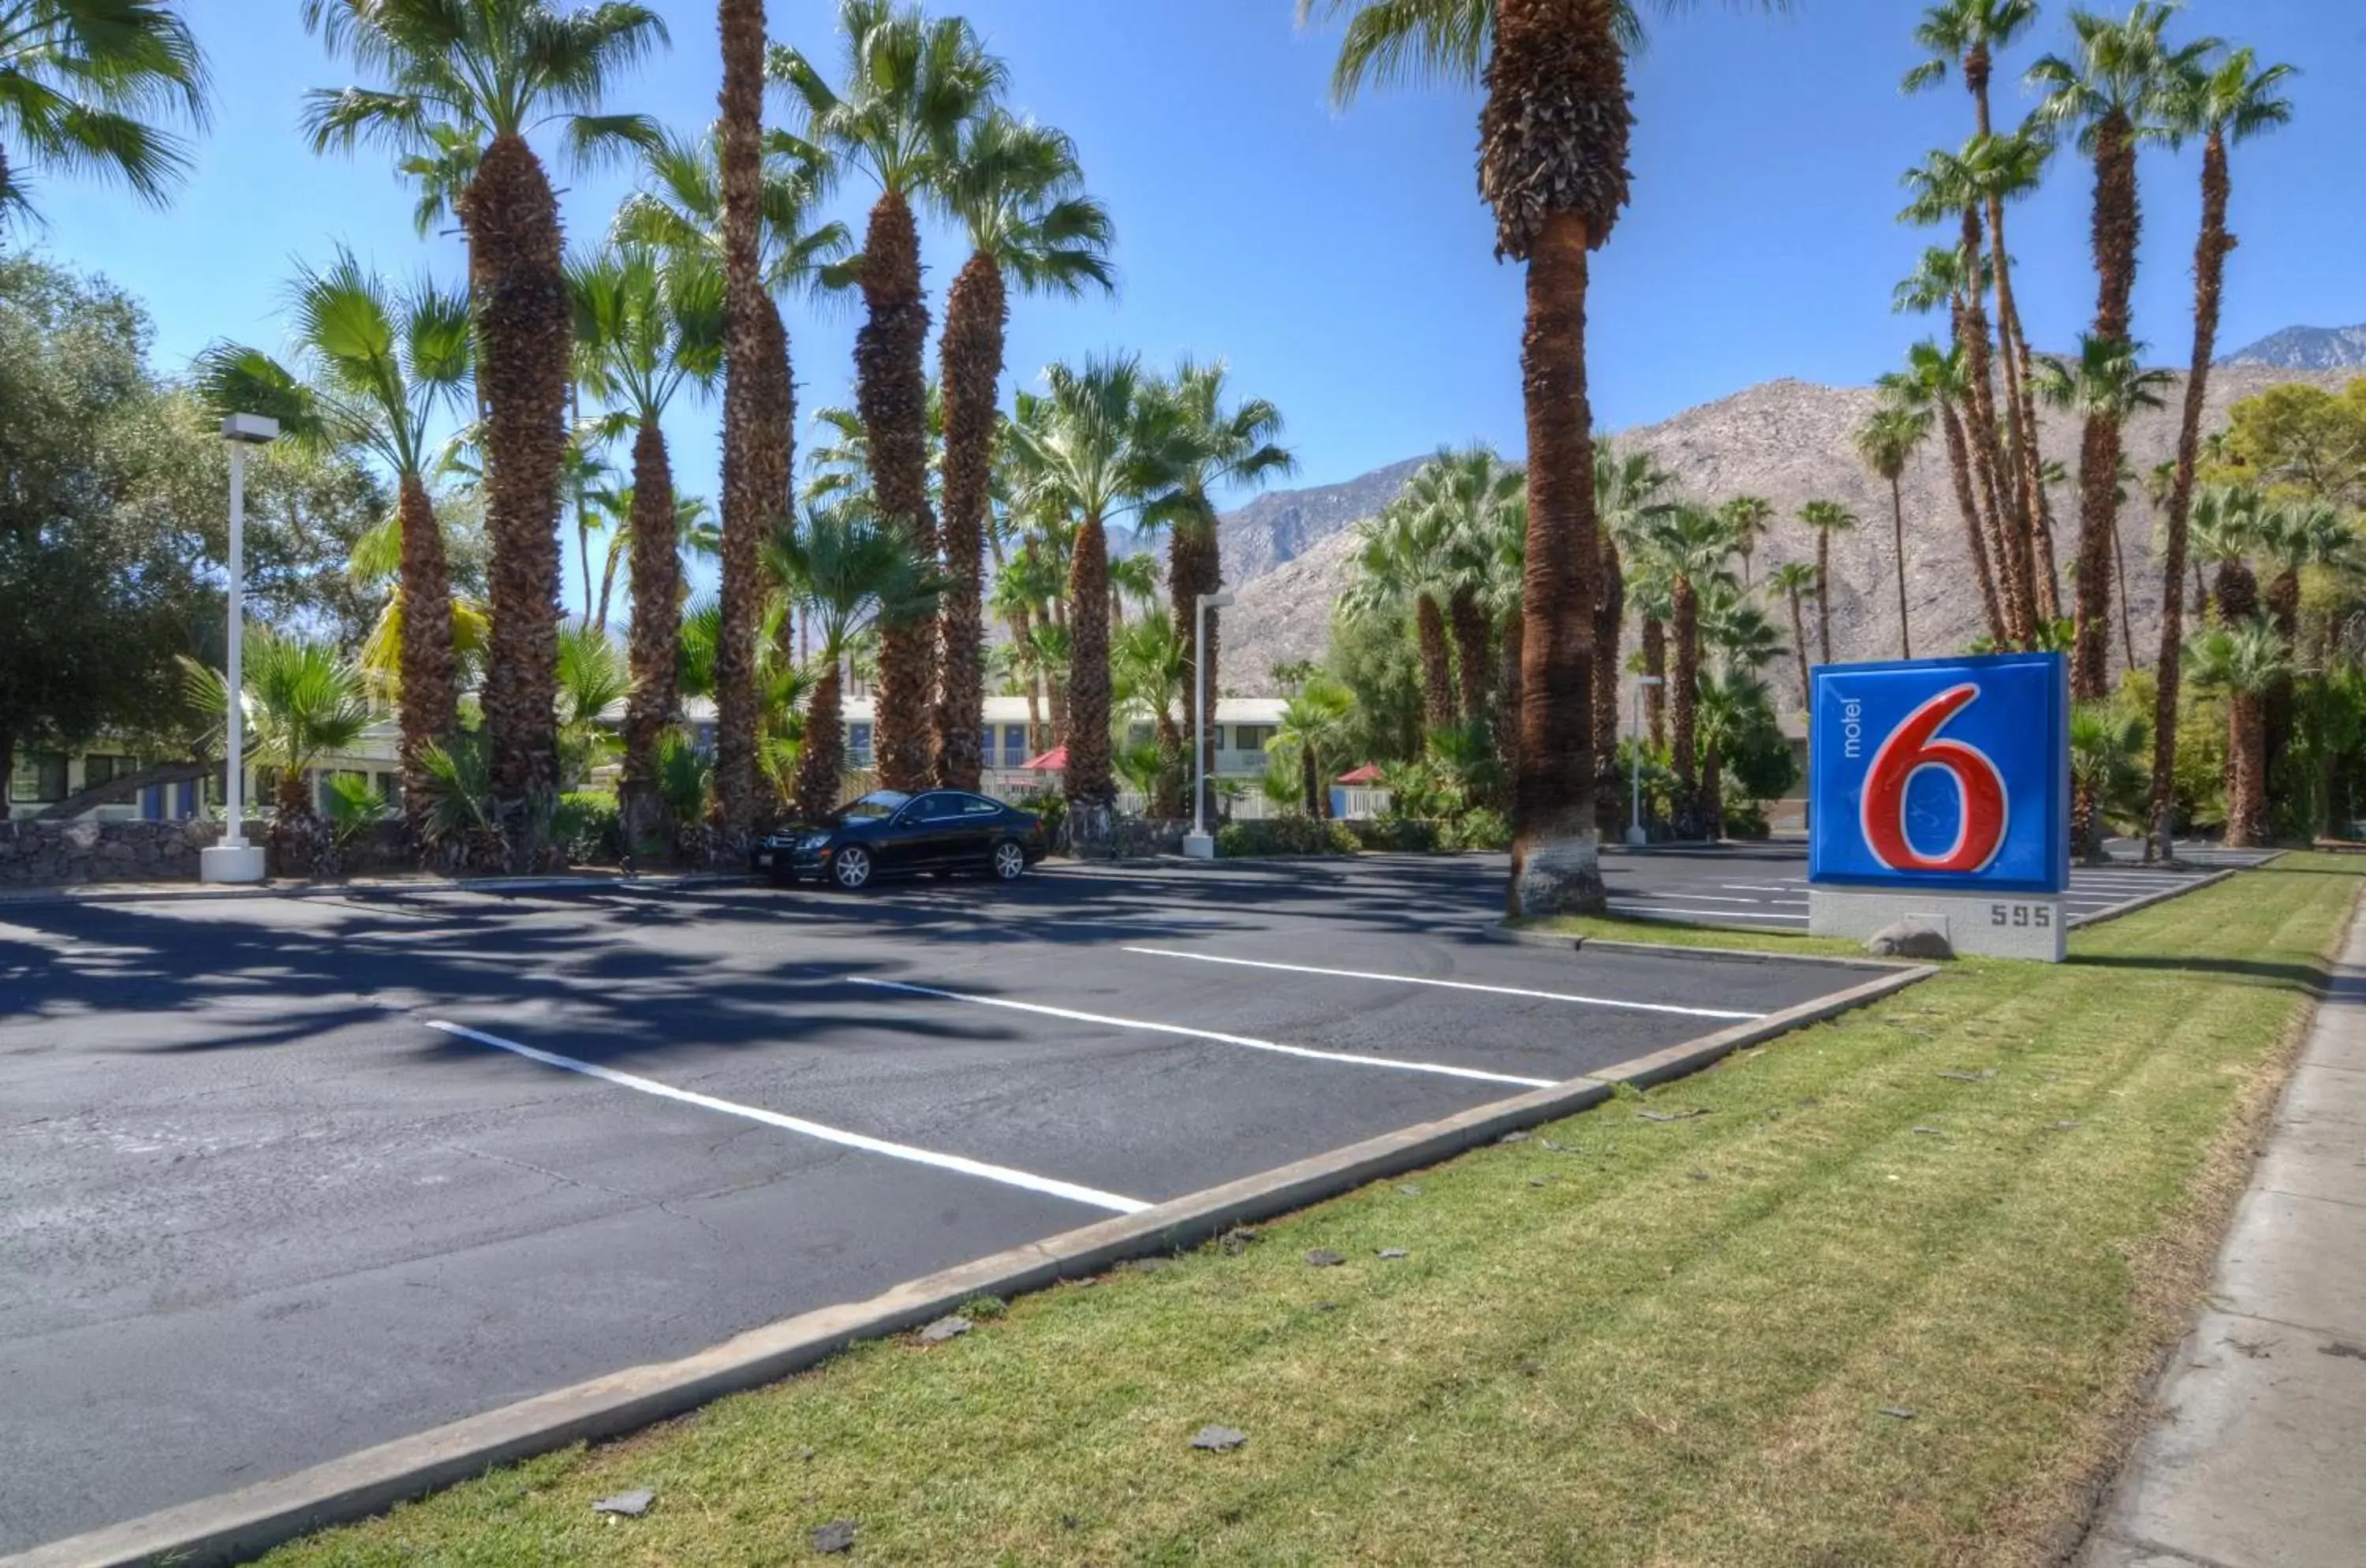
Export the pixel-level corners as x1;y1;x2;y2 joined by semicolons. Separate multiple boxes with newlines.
751;790;1048;890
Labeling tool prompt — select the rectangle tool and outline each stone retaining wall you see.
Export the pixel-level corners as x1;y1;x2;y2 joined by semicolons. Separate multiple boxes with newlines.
0;818;236;887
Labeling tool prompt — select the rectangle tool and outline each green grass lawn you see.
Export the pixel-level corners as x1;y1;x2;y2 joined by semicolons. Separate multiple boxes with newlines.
263;857;2357;1568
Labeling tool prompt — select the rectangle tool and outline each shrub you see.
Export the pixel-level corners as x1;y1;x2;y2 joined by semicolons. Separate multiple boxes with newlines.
1438;808;1511;853
1350;815;1441;853
1216;814;1360;858
1722;801;1771;840
554;791;623;866
322;774;392;847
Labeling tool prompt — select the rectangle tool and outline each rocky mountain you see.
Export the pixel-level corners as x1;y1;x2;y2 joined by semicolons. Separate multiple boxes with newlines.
2220;324;2366;371
1216;365;2353;704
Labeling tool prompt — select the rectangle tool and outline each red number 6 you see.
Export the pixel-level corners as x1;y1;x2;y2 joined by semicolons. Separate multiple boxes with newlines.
1859;684;2008;873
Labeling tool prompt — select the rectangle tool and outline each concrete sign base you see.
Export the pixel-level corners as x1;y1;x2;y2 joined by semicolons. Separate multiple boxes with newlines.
1810;887;2066;962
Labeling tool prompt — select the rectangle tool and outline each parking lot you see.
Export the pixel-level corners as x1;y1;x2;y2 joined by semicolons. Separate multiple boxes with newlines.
2;853;1888;1552
1597;842;2252;931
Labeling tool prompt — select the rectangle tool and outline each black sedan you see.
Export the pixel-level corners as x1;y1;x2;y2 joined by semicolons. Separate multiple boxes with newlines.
750;790;1048;890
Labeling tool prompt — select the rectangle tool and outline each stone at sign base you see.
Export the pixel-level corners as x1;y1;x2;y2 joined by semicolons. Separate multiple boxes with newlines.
198;842;267;884
1810;887;2065;962
1181;832;1216;861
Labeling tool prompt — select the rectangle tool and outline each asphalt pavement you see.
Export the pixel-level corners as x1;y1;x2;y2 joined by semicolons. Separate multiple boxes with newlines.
2;853;1868;1555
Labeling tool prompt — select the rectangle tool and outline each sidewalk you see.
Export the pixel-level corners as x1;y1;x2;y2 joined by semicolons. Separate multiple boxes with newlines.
2081;902;2366;1568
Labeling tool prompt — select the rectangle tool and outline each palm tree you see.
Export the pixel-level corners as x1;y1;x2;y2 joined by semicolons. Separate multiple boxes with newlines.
567;246;725;847
988;534;1063;748
1006;354;1165;835
1853;405;1931;659
1348;477;1460;740
935;109;1113;790
2185;618;2288;848
304;0;669;864
1720;495;1774;589
1268;675;1357;822
554;621;629;787
1796;500;1857;666
2068;700;2147;863
1880;340;2010;645
2256;499;2353;786
2147;43;2296;859
2030;2;2215;699
1140;360;1295;821
2188;484;2262;625
181;631;372;874
1767;562;1818;713
1305;0;1787;916
195;252;472;845
1112;614;1187;816
774;2;1002;793
2031;334;2174;693
1627;562;1672;753
763;501;942;823
1595;445;1672;827
1640;502;1737;838
0;0;207;227
1107;552;1160;629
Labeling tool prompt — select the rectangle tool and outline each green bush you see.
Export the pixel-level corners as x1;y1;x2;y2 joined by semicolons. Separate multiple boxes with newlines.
1722;801;1771;839
554;790;622;866
1216;815;1361;858
1349;815;1442;853
1437;808;1511;853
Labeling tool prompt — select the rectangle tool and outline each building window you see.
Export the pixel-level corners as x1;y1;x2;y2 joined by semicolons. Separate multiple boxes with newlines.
1205;725;1226;752
848;722;874;767
1232;725;1274;754
9;751;67;803
84;753;138;789
375;771;402;805
1002;724;1028;768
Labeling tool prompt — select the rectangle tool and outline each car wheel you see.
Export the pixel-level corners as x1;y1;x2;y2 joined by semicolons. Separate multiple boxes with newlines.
991;839;1028;882
831;846;874;890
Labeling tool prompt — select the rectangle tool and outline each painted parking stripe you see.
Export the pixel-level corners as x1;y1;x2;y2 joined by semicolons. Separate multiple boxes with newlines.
1118;946;1766;1021
422;1020;1148;1215
1721;883;1797;893
848;978;1558;1089
1642;892;1810;907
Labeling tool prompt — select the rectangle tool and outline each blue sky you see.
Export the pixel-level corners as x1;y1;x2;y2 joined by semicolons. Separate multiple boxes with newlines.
17;0;2360;615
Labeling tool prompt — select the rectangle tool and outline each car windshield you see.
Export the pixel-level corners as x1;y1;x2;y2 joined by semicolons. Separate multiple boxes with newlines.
833;790;910;823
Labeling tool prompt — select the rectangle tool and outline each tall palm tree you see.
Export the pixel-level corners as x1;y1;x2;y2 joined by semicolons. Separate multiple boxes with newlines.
1853;404;1931;659
304;0;669;864
1595;444;1672;827
1640;502;1737;838
1797;500;1857;666
1112;614;1187;815
1767;561;1818;712
1348;476;1461;740
1006;354;1165;835
2068;700;2147;863
2185;618;2287;848
763;501;941;823
2031;334;2174;693
194;252;472;844
1305;0;1787;916
1140;360;1295;821
774;1;1002;793
2188;483;2261;625
1880;339;2010;644
2031;1;2215;699
567;245;724;847
1720;495;1774;589
2147;43;2296;859
0;0;207;227
934;110;1113;790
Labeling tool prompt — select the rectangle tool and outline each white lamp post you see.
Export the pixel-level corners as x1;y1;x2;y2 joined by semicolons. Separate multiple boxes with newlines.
1182;589;1235;861
199;413;281;885
1627;674;1664;848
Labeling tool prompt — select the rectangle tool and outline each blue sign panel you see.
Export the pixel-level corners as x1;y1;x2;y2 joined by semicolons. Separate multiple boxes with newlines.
1809;651;2069;896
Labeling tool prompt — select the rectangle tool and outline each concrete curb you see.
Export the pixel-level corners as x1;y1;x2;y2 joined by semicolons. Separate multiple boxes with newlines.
1478;921;1913;973
3;965;1932;1568
2072;868;2235;931
0;872;750;909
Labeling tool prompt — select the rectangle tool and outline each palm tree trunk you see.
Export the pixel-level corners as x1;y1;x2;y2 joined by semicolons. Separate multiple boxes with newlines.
2113;508;2136;673
1889;472;1912;660
2033;472;2065;625
394;474;460;843
1785;588;1810;712
1640;615;1666;751
1065;513;1114;819
934;248;1002;791
1010;598;1041;750
2216;558;2259;624
1415;592;1454;737
2227;689;2265;848
620;421;680;852
1940;403;2010;644
1592;529;1624;837
792;660;844;824
1970;48;2054;637
1701;744;1724;841
1170;510;1222;823
715;0;786;838
1498;603;1523;790
1815;529;1834;666
457;129;569;869
1301;742;1320;821
1955;207;2027;634
1670;574;1700;838
2073;110;2141;700
1449;585;1491;735
2266;566;2301;791
2152;127;2234;860
856;186;938;793
595;532;622;635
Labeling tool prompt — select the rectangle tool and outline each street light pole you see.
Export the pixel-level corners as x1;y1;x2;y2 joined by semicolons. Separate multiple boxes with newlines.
1184;589;1235;860
200;414;280;884
1628;674;1664;848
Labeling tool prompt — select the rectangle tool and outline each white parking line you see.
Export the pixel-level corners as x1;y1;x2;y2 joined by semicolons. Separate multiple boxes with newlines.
1721;884;1797;893
849;978;1558;1089
422;1020;1148;1215
1118;946;1765;1021
1644;892;1811;907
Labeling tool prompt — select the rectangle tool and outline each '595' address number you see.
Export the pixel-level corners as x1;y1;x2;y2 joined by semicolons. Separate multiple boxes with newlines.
1990;902;2053;929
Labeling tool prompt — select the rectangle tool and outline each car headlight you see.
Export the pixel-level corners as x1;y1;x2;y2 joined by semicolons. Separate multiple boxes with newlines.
799;833;830;851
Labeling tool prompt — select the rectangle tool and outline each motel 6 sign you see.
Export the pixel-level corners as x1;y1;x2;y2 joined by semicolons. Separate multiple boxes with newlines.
1809;651;2070;899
